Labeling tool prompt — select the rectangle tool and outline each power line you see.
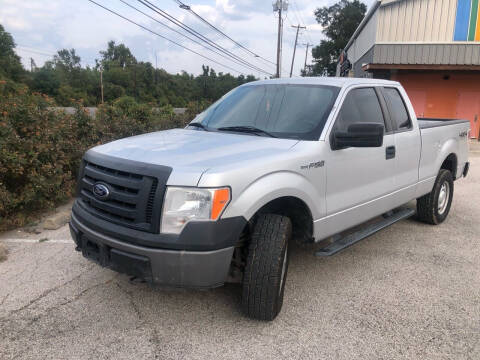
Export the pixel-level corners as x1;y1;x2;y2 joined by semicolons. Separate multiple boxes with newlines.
284;14;299;35
290;0;313;44
172;0;276;68
15;46;93;68
136;0;273;76
289;2;303;28
85;0;248;75
118;0;266;75
15;46;55;57
17;45;99;67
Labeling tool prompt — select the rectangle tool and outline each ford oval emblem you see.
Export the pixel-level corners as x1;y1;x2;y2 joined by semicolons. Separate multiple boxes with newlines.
93;183;110;200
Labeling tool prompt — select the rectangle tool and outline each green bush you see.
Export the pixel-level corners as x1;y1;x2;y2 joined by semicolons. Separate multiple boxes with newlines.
0;81;91;229
0;81;192;231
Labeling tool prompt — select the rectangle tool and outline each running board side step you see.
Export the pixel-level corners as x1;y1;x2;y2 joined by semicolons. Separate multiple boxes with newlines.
315;208;416;257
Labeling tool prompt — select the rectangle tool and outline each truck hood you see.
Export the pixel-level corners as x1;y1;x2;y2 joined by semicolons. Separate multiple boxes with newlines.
89;129;299;185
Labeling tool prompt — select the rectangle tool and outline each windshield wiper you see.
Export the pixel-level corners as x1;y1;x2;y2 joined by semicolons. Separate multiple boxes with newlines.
217;126;277;138
187;122;208;131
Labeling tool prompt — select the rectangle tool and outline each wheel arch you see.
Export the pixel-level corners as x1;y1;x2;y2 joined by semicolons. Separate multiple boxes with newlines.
253;196;314;243
222;171;320;243
440;153;458;179
436;138;459;179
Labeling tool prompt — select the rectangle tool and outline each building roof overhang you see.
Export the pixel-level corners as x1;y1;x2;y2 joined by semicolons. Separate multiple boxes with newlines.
372;43;480;67
363;63;480;71
380;0;405;6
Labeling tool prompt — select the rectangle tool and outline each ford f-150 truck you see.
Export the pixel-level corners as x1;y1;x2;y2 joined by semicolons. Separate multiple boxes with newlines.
70;77;470;321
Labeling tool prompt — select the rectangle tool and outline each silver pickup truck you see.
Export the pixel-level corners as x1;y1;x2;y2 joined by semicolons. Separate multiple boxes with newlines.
70;78;470;320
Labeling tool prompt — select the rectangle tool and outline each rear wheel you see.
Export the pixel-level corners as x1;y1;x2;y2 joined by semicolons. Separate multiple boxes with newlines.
241;214;291;321
417;169;454;225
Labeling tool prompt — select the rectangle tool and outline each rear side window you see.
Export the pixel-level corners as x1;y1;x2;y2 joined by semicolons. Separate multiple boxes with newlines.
383;87;412;130
334;88;385;131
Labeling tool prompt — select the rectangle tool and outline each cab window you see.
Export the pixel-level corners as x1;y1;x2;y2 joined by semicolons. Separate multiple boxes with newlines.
383;87;412;131
334;87;386;132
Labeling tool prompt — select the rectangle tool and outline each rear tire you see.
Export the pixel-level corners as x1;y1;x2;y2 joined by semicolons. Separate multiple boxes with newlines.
241;214;291;321
417;169;454;225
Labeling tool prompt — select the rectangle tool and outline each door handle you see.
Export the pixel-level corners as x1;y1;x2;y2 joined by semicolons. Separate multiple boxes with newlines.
386;146;396;160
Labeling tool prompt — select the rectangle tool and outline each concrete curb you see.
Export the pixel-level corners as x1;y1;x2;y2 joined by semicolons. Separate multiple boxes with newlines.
43;210;71;230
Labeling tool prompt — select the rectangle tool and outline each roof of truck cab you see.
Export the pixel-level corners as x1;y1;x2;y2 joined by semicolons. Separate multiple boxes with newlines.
244;77;401;88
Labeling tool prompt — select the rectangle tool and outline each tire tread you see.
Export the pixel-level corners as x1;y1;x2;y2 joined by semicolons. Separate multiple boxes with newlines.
417;169;453;225
241;214;291;321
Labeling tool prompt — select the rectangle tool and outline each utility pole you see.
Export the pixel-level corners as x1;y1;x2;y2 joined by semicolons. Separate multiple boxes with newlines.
303;43;313;76
30;58;36;72
289;24;306;77
273;0;288;78
155;51;158;85
134;64;137;100
100;67;104;104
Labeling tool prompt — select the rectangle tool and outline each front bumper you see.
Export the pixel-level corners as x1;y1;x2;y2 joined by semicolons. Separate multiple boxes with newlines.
70;210;243;289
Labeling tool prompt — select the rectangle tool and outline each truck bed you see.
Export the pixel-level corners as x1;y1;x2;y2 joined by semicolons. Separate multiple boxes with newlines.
418;118;470;130
417;117;470;187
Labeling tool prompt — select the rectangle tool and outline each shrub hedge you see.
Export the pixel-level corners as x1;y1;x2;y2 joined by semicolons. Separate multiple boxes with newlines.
0;81;192;231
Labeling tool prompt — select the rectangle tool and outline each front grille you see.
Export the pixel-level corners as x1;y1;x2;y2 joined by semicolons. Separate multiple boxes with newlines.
145;178;158;224
78;160;160;233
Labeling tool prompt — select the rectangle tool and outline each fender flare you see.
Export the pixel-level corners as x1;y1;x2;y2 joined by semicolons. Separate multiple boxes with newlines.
436;139;458;178
222;171;321;221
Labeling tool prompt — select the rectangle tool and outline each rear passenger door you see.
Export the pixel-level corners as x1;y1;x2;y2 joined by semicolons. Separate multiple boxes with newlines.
381;87;421;202
325;87;396;219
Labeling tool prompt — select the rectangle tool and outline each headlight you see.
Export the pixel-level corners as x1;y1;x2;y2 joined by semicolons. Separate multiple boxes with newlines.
160;187;231;234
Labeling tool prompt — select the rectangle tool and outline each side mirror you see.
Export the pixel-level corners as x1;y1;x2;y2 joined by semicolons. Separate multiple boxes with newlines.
332;123;384;149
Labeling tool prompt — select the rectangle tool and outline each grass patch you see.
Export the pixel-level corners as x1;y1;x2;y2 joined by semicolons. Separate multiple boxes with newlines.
38;238;49;243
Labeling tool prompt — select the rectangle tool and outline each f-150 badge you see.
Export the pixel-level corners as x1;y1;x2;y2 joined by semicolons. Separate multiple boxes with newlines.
301;161;324;170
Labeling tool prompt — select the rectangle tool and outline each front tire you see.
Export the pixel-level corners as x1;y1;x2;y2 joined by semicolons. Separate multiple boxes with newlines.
241;214;291;321
417;169;454;225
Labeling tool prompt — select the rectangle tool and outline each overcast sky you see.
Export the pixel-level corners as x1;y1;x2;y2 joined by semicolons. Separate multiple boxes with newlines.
1;0;376;78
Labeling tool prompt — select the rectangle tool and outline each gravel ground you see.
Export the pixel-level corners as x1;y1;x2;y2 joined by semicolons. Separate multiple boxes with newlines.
0;145;479;360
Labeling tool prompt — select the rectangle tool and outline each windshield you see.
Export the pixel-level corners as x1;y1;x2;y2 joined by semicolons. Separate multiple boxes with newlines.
191;84;340;140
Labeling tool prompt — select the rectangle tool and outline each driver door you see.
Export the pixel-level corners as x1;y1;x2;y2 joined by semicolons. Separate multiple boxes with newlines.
323;87;397;236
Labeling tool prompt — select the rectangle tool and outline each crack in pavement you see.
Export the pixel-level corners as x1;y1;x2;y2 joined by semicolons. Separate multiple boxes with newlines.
9;264;96;315
0;243;66;279
56;275;118;310
0;274;119;359
115;282;144;326
19;275;120;339
115;281;162;355
0;293;9;307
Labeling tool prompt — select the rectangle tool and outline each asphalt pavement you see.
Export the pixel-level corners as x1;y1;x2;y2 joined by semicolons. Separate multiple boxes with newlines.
1;146;479;360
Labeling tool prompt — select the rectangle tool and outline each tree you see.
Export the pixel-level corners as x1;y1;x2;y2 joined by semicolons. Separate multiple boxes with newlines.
100;41;137;69
30;62;61;96
53;49;84;90
54;49;81;71
0;24;258;107
0;24;25;81
309;0;366;76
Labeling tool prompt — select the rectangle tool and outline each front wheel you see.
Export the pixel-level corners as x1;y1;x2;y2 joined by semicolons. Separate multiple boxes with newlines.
241;214;291;321
417;169;454;225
